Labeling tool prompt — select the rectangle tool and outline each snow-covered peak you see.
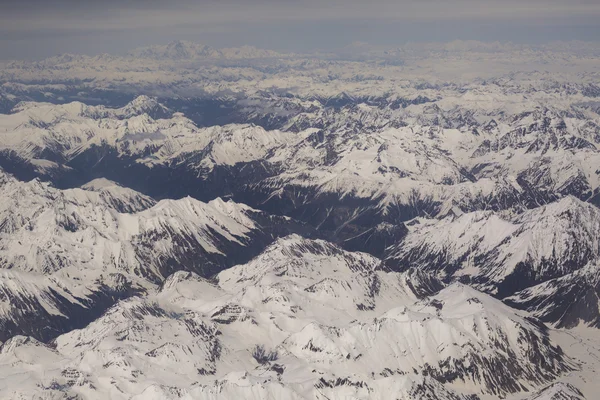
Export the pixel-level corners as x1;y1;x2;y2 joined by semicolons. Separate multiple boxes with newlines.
119;95;172;119
159;235;443;327
189;124;294;170
78;178;156;212
0;335;57;357
217;235;381;291
417;283;530;323
126;41;285;60
7;98;98;123
128;40;220;60
142;196;257;247
80;177;118;190
515;195;599;224
390;195;600;295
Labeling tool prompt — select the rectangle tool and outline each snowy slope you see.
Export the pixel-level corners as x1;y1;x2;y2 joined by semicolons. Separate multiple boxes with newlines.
279;283;573;397
1;93;599;218
0;269;142;342
389;196;600;296
0;168;310;281
0;98;292;169
0;169;314;341
0;236;575;399
80;178;156;213
505;264;600;329
526;382;586;400
214;235;444;324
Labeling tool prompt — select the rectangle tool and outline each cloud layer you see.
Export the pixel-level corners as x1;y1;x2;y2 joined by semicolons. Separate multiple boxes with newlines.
1;0;599;59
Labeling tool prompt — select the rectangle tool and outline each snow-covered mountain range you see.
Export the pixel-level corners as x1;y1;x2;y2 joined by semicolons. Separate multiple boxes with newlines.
1;91;599;257
1;41;600;399
0;168;313;342
0;236;577;399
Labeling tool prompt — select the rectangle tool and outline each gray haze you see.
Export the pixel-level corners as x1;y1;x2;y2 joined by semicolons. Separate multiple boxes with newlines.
1;0;599;60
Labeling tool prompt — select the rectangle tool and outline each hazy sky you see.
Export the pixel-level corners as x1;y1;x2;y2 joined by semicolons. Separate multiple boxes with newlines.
1;0;599;59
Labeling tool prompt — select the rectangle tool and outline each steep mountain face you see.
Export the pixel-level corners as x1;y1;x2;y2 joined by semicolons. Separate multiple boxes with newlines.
526;383;586;400
0;236;574;399
0;270;142;342
0;169;314;341
388;196;600;296
80;178;156;213
0;169;313;282
505;264;600;329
